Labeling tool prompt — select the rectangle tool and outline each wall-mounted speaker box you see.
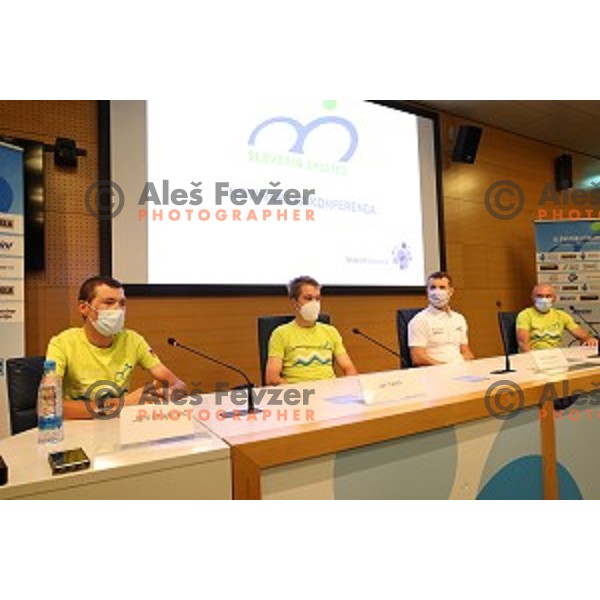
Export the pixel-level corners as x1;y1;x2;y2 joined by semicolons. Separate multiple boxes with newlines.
452;125;483;164
555;154;573;191
54;137;78;167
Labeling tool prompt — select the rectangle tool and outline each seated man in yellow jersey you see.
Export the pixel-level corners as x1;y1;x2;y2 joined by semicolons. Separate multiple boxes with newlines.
516;283;598;351
408;271;475;366
46;275;185;419
265;276;358;385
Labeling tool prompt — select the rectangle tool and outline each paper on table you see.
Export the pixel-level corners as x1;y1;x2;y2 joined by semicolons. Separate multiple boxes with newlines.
119;405;195;446
454;375;490;383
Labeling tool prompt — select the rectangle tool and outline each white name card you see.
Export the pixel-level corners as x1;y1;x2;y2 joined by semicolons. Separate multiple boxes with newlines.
119;405;195;446
530;348;569;374
358;371;426;406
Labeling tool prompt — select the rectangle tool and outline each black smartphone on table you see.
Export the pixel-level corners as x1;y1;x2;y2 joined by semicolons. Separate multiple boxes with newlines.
48;448;91;475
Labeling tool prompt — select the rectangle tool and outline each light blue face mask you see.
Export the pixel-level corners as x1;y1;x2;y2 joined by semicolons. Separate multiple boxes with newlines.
428;289;449;308
534;297;553;313
88;304;125;336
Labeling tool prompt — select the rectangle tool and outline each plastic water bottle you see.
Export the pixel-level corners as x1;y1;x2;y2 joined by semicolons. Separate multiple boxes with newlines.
37;359;64;444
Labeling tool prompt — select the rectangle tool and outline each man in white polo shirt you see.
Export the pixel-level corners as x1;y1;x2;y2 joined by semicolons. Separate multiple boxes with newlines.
408;271;475;366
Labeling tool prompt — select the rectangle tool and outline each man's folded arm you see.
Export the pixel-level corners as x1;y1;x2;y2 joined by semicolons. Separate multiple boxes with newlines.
516;328;532;352
265;356;287;386
335;352;358;376
409;346;443;366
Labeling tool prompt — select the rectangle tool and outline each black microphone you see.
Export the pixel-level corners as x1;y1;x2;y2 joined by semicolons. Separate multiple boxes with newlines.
167;337;260;417
568;306;600;357
491;300;516;374
352;328;401;360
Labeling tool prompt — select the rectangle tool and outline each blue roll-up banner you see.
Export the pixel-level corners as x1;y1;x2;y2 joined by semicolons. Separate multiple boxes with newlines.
535;219;600;345
0;142;25;438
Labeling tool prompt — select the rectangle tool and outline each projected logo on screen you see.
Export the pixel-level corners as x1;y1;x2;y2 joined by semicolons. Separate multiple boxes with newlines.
248;104;359;163
0;177;14;212
391;242;412;270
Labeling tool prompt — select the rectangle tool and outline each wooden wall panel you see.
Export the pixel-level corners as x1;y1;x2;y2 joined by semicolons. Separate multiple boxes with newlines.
2;101;600;395
439;112;600;362
125;294;420;392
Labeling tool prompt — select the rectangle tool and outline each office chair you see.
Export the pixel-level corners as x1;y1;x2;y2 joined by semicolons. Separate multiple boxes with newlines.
6;356;45;435
258;314;331;386
396;309;423;369
497;311;519;356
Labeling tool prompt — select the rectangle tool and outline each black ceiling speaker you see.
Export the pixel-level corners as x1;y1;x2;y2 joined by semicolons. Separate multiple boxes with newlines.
452;125;482;164
555;154;573;191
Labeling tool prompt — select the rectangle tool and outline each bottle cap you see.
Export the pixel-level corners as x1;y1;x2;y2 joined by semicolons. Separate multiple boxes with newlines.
43;359;57;371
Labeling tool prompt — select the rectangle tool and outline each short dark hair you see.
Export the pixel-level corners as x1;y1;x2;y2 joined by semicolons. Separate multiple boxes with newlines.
287;276;320;300
427;271;453;286
78;275;123;303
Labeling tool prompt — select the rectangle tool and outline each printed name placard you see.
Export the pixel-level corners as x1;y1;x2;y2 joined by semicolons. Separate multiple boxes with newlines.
530;348;569;374
358;371;425;406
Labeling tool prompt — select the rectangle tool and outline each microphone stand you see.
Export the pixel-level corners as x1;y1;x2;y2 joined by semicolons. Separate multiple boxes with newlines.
168;338;260;418
352;328;401;360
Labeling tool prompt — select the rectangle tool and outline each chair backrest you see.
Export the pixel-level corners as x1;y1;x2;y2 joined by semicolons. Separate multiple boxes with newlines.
6;356;45;435
396;309;423;369
498;311;519;355
258;314;331;386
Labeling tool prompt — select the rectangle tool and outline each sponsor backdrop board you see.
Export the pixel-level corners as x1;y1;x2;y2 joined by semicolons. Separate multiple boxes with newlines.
0;142;25;439
535;220;600;346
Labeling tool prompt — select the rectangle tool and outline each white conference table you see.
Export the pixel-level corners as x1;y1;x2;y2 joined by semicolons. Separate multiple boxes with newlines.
3;346;600;500
0;418;231;500
191;346;600;499
199;346;600;443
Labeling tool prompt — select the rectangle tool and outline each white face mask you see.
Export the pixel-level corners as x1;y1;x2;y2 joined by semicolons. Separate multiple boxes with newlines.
90;307;125;336
299;300;321;323
428;289;450;309
534;298;553;313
